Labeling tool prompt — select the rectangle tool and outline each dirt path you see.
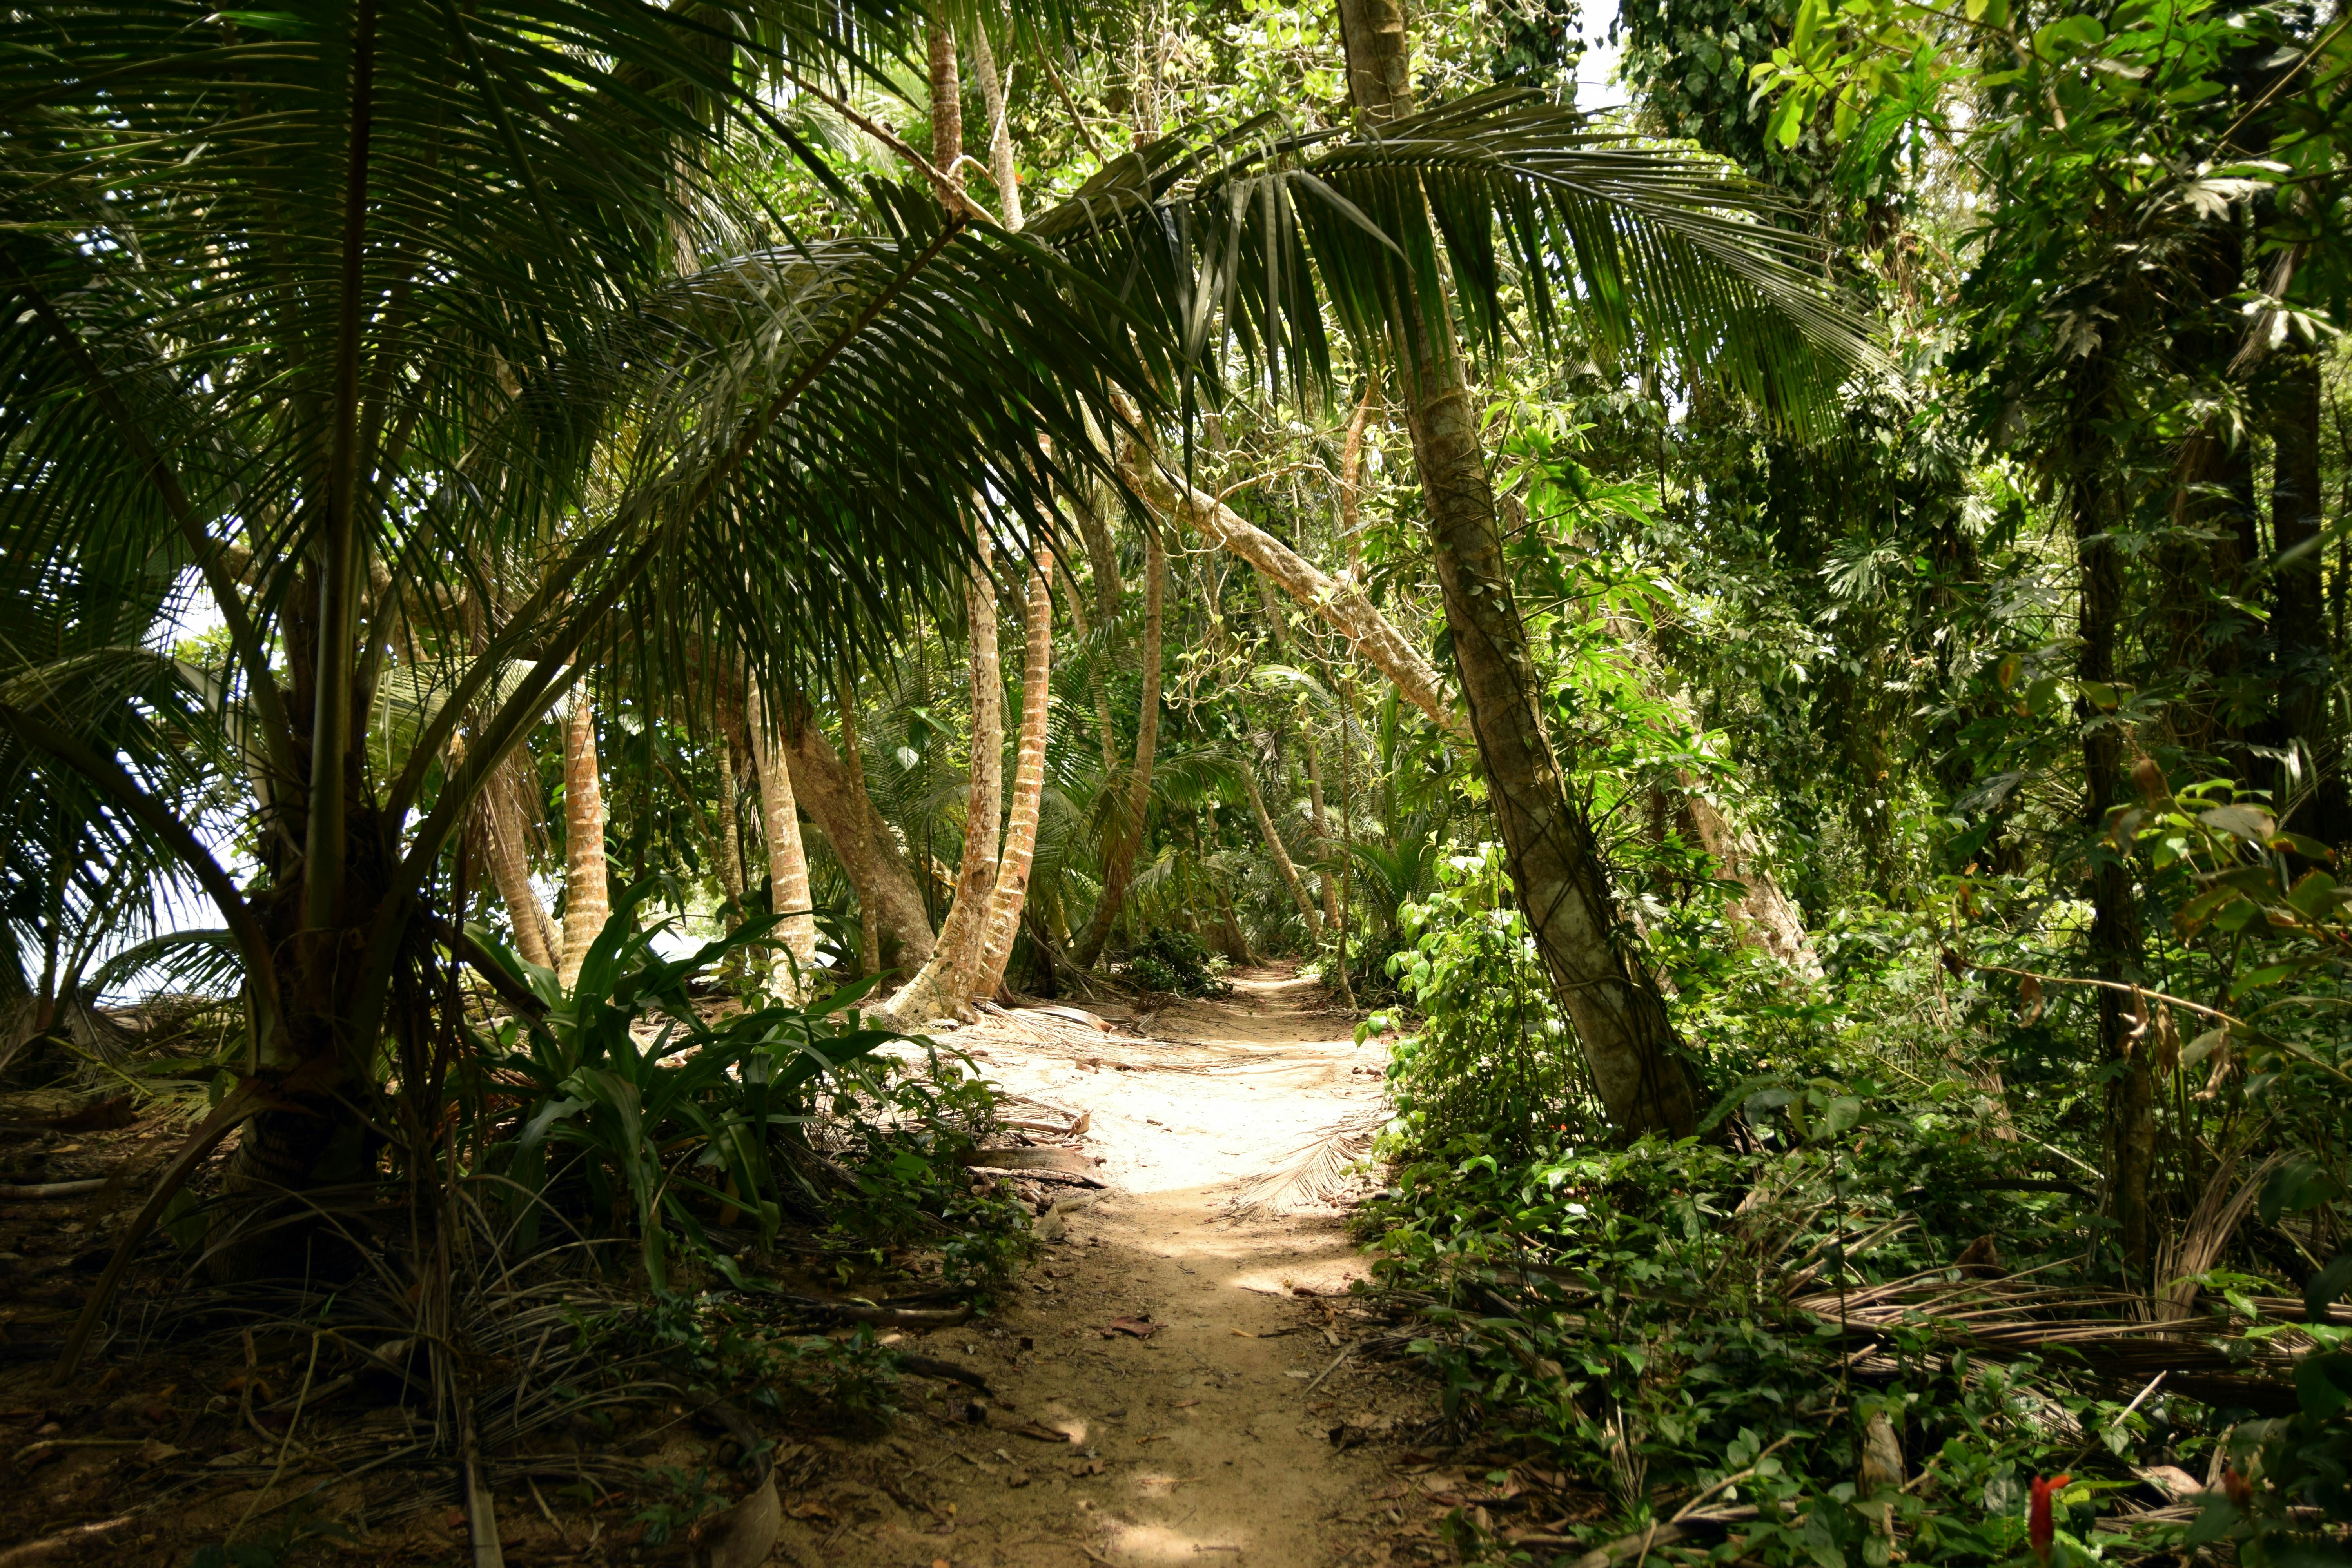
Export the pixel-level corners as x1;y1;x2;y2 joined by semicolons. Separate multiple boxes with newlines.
797;967;1406;1568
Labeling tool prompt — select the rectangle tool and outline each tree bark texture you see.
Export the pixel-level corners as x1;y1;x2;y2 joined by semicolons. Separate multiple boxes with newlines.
747;682;818;1000
927;21;961;179
1333;0;1704;1137
1071;518;1165;968
885;537;1004;1022
557;690;610;990
974;553;1055;995
784;705;933;971
1680;792;1820;975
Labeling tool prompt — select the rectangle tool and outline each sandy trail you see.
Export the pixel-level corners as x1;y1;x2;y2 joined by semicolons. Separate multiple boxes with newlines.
795;967;1401;1568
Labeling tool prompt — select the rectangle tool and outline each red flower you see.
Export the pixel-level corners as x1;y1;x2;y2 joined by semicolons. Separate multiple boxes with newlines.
2028;1474;2071;1565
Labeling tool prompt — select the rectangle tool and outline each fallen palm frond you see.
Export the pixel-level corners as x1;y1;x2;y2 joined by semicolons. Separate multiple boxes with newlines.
1220;1105;1387;1220
1784;1271;2306;1407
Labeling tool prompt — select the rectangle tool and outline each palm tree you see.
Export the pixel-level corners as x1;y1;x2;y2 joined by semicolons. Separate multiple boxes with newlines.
0;0;1167;1345
1018;38;1873;1134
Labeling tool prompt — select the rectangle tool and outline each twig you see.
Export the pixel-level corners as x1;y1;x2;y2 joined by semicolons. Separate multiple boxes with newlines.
1303;1343;1355;1393
2066;1371;2166;1473
1035;46;1105;160
775;66;998;225
1670;1433;1798;1524
229;1331;321;1544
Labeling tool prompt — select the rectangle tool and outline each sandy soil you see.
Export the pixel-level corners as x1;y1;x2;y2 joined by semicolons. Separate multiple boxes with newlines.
793;967;1417;1568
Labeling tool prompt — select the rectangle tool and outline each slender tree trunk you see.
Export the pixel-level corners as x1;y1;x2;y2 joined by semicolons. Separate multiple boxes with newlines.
2075;455;2155;1281
2272;348;2348;844
1332;0;1703;1136
885;536;1005;1021
484;750;556;971
1255;574;1345;928
748;682;818;1000
558;689;610;990
974;552;1055;996
1332;661;1360;1009
968;20;1023;230
1071;517;1165;968
713;736;746;925
786;691;930;972
1241;739;1323;940
1339;376;1376;580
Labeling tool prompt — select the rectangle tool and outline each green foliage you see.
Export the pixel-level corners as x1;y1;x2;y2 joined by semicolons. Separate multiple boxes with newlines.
1365;1075;2220;1566
1363;845;1602;1161
1123;927;1235;997
469;880;904;1289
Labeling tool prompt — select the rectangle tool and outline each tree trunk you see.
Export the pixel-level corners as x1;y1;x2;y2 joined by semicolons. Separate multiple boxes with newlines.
747;682;818;1001
1241;738;1323;940
1126;448;1471;745
2271;348;2348;845
713;736;746;924
785;699;933;972
973;553;1055;997
1680;791;1820;975
884;537;1005;1022
484;750;557;971
1333;0;1704;1137
968;19;1023;230
927;20;961;180
1071;517;1165;968
557;689;610;990
1255;574;1343;928
2076;456;2155;1281
1339;376;1376;579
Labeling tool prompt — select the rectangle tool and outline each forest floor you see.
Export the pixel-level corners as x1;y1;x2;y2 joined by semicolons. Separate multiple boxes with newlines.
811;964;1425;1568
0;968;1486;1567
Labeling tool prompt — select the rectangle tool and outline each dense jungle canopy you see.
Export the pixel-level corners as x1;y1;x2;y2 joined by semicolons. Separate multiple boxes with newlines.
2;0;2350;1563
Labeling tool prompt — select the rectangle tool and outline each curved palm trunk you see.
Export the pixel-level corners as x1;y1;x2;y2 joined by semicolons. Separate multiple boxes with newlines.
747;682;818;1001
484;750;557;971
1255;574;1344;929
1127;449;1470;745
557;689;610;990
1241;748;1322;939
1333;0;1703;1137
784;704;934;971
1071;519;1164;969
973;553;1054;997
884;538;1004;1022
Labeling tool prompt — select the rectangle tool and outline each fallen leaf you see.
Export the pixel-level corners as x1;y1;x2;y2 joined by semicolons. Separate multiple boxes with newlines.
1069;1458;1107;1477
1174;1400;1201;1410
1006;1469;1031;1488
1105;1317;1159;1339
785;1501;836;1523
1139;1434;1171;1445
138;1440;181;1465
